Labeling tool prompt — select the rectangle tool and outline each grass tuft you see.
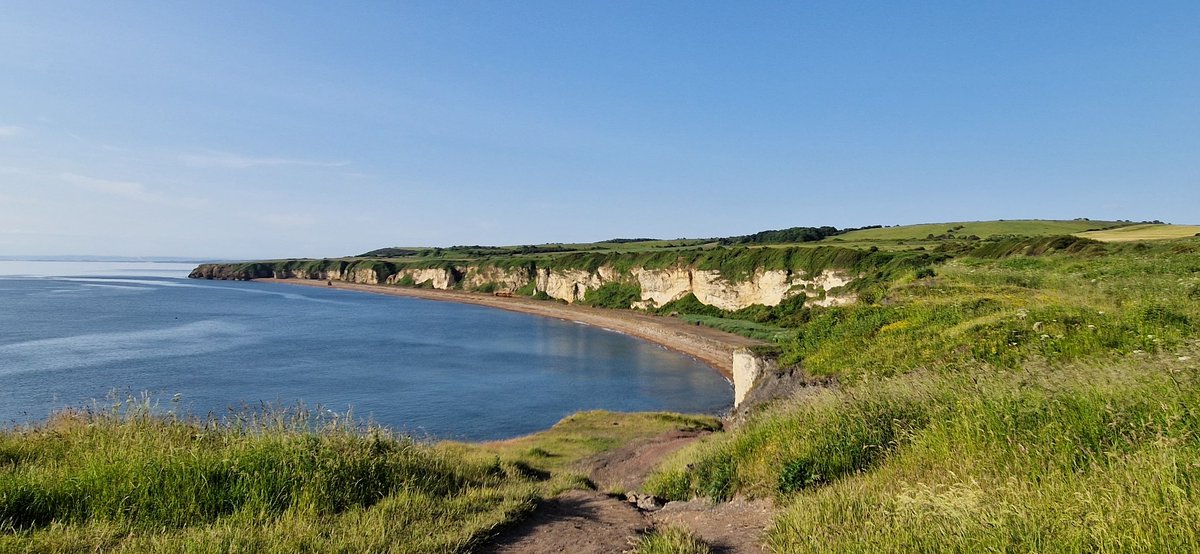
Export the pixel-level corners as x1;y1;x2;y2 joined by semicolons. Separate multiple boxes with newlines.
634;526;713;554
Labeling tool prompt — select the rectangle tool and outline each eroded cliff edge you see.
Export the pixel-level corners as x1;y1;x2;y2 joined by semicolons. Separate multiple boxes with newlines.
186;246;912;312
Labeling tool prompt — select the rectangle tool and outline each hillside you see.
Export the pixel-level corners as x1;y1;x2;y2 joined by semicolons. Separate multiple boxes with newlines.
642;233;1200;551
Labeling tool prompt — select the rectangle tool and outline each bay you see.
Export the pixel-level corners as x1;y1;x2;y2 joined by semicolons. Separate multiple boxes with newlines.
0;261;731;440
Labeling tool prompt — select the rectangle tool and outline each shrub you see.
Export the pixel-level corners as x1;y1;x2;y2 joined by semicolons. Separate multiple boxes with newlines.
582;282;642;309
658;293;724;318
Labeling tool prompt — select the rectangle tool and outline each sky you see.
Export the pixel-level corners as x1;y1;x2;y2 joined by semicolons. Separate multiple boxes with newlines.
1;2;1197;259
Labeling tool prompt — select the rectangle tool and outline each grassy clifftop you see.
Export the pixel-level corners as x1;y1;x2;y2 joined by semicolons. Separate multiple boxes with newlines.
0;403;715;552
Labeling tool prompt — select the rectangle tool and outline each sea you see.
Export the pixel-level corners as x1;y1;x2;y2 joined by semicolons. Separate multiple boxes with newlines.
0;261;732;440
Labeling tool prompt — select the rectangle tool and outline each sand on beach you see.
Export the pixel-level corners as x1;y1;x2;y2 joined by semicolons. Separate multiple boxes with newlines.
257;278;765;380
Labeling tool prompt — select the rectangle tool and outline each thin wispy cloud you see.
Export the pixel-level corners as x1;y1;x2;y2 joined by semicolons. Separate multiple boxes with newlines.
60;173;207;209
0;126;24;137
61;173;146;198
0;165;34;176
179;151;349;169
263;213;318;228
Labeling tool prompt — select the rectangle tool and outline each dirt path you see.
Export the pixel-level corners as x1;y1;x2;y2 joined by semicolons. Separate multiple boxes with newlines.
256;278;764;379
482;429;774;553
481;490;650;554
583;429;712;493
651;498;774;554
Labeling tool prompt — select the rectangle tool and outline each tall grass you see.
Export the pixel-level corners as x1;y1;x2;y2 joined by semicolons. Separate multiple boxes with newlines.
634;526;713;554
778;242;1200;377
0;402;537;552
647;353;1200;551
647;241;1200;550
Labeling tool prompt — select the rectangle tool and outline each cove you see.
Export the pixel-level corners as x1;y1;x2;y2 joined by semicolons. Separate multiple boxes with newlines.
0;263;732;440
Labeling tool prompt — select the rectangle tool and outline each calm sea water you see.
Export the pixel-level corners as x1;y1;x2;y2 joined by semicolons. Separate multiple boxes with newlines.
0;261;731;440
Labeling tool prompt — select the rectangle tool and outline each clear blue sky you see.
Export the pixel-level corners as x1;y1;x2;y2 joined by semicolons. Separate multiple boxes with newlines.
2;1;1197;258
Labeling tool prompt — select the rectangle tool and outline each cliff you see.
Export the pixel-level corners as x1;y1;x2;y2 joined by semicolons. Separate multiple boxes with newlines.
193;261;860;313
190;247;941;312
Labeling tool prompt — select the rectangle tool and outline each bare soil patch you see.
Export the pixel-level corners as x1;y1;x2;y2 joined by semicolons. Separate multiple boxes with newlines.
651;497;774;554
480;490;649;554
583;429;712;493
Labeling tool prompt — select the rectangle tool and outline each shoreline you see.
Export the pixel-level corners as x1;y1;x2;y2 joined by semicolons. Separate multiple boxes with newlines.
255;278;765;380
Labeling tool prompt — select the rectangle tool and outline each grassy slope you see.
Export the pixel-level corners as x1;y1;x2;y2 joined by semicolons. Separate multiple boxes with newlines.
0;407;714;552
646;237;1200;551
1076;223;1200;242
440;411;720;479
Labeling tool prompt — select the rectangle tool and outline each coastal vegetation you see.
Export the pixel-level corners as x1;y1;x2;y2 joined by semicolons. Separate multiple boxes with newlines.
0;402;535;552
640;231;1200;551
0;403;714;552
12;219;1200;551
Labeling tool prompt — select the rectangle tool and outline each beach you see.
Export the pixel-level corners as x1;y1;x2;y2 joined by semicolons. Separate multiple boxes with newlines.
258;278;765;380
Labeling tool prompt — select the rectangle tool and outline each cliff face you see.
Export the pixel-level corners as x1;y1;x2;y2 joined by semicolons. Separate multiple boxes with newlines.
191;260;856;311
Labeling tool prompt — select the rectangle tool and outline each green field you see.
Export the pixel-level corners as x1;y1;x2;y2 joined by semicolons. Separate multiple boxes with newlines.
1075;223;1200;242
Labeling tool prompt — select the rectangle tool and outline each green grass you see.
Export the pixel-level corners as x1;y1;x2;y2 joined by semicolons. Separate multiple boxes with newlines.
830;219;1129;242
0;404;716;553
677;314;790;342
773;240;1200;378
0;403;537;553
582;281;643;309
634;526;713;554
647;353;1200;551
441;411;721;477
157;223;1200;551
641;237;1200;552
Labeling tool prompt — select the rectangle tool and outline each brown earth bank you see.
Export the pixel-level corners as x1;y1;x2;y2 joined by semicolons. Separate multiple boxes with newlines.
256;278;764;379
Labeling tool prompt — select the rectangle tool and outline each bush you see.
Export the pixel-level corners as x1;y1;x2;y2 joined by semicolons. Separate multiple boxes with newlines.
657;293;724;318
582;282;642;309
